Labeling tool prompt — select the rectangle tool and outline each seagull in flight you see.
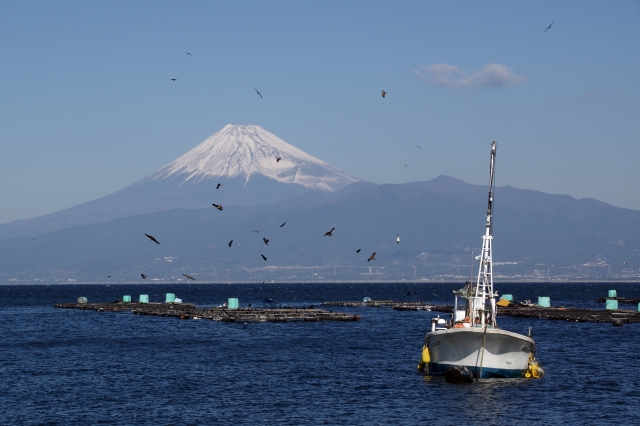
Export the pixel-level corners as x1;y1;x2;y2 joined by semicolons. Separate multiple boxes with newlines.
228;240;233;248
186;52;192;56
280;222;286;228
263;237;269;245
182;273;196;281
251;229;265;233
356;249;361;253
276;157;282;162
145;233;160;244
254;87;263;99
28;234;36;241
416;146;421;149
170;78;177;81
381;90;387;98
367;252;377;262
324;227;335;237
544;21;554;33
261;254;267;261
397;235;401;244
141;274;147;279
404;164;407;167
212;203;223;211
216;183;222;189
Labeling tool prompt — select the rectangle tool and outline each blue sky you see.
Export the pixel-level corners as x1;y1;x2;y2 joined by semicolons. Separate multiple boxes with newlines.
1;1;639;224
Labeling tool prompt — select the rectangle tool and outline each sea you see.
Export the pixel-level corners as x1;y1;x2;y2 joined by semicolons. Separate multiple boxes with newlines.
2;282;640;425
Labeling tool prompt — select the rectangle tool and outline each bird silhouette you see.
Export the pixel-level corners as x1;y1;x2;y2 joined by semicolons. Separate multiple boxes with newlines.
212;203;223;211
248;303;252;307
182;274;196;281
251;229;265;233
28;234;36;241
280;222;286;228
254;87;263;99
186;52;192;56
216;183;222;189
228;240;233;247
367;252;377;262
261;254;267;261
624;262;629;265
356;249;361;253
404;164;408;167
107;275;112;278
544;21;554;33
381;90;387;98
263;238;269;245
416;146;421;149
324;227;335;237
170;78;177;81
276;157;282;162
397;235;401;244
145;233;160;244
141;274;147;279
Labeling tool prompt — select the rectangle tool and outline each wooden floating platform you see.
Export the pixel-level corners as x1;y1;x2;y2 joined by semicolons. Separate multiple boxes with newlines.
596;297;640;304
321;300;433;311
427;304;640;324
54;302;360;322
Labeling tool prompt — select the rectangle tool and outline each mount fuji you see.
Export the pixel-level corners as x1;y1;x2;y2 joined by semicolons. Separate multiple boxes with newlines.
0;125;361;239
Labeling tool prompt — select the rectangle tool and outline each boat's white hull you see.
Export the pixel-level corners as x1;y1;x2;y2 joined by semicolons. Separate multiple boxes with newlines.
425;327;535;378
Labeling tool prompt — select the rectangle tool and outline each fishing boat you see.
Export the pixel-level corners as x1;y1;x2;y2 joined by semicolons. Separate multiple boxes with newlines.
418;142;542;379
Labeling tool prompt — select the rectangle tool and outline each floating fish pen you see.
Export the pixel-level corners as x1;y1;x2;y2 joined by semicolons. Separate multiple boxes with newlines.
54;301;360;322
322;300;434;310
427;304;640;325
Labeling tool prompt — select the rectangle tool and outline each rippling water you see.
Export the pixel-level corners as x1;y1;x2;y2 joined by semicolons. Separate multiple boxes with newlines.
2;282;640;425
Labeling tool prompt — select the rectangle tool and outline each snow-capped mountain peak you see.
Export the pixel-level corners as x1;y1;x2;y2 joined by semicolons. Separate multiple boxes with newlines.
148;124;360;192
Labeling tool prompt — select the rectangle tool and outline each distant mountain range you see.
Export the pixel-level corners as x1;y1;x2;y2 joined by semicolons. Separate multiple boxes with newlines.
0;125;360;240
2;176;639;283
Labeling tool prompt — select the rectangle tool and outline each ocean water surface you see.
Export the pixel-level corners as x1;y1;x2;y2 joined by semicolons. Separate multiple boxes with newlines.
2;282;640;425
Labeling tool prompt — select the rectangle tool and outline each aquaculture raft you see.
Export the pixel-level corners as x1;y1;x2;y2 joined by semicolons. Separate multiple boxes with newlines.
322;300;434;311
54;302;360;322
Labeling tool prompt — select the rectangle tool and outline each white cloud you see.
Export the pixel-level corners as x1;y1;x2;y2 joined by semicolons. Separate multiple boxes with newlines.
414;63;525;89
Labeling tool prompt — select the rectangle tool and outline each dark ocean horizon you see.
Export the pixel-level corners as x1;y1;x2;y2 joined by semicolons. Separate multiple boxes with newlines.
2;282;640;425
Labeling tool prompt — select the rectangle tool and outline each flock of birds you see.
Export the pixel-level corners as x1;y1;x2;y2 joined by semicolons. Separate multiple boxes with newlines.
141;195;392;280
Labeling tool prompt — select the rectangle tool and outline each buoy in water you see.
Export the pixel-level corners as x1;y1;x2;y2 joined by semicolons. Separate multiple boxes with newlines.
445;366;473;384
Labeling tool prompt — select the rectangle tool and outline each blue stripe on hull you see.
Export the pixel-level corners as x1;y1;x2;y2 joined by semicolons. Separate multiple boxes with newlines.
428;363;526;379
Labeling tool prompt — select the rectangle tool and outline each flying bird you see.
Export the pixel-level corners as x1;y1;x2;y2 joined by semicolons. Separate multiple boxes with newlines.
261;254;267;261
404;164;407;167
212;203;223;211
28;234;36;241
624;262;629;265
367;252;377;262
416;146;421;149
228;240;233;247
356;249;361;253
186;52;192;56
254;87;263;99
276;157;282;162
324;227;335;237
216;183;222;189
236;242;243;248
170;78;177;81
544;21;554;33
397;235;401;244
141;274;147;279
280;222;286;228
107;275;112;278
381;90;387;98
251;229;265;233
145;233;160;244
263;238;269;245
182;274;196;281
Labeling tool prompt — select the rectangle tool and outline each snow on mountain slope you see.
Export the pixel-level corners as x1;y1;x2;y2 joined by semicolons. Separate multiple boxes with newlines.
144;124;360;192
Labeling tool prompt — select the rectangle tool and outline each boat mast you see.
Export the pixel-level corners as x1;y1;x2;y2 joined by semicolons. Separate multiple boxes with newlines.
473;141;497;328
